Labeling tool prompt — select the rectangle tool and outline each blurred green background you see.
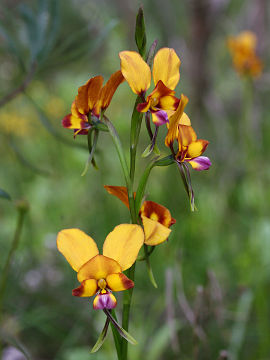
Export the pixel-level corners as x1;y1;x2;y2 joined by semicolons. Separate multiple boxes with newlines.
1;0;270;359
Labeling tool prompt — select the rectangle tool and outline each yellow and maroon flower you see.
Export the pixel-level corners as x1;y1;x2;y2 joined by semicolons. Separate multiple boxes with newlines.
119;48;181;126
164;95;211;171
62;71;124;135
227;31;263;77
57;225;144;309
175;125;211;171
104;185;176;246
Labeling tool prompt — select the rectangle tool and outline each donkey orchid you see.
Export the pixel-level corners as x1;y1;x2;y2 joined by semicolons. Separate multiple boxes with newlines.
104;185;176;246
175;125;211;171
119;48;181;126
62;71;124;135
57;225;144;309
227;31;263;77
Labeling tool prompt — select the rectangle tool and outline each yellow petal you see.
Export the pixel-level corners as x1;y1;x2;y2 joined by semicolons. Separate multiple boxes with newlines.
119;51;151;94
98;70;125;112
180;112;191;126
57;229;99;272
165;94;189;147
178;125;197;148
153;48;181;90
106;273;134;292
77;254;121;282
186;139;209;159
142;215;172;246
104;185;130;208
159;95;179;111
72;279;98;297
140;200;174;228
103;224;144;271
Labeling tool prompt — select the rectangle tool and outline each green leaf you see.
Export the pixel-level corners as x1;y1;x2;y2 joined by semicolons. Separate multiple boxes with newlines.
135;7;146;57
0;188;11;201
103;116;130;189
141;144;152;158
155;155;175;167
142;143;161;158
81;129;99;176
146;39;158;66
103;309;138;345
90;317;110;353
153;144;160;155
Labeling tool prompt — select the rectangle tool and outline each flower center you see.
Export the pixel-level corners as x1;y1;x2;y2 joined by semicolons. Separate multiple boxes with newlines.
98;278;107;290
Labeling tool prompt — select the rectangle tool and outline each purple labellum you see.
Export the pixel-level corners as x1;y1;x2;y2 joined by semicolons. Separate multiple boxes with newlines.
93;293;117;310
187;156;211;171
151;109;168;126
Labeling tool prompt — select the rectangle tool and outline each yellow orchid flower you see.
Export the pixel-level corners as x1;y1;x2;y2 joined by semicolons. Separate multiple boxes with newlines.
62;71;124;135
57;224;144;309
104;185;176;246
227;31;263;77
175;125;211;171
119;48;181;126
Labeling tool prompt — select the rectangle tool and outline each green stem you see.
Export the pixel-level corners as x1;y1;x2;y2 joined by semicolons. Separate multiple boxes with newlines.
135;158;158;214
129;97;144;223
144;244;158;288
121;263;136;359
110;310;123;360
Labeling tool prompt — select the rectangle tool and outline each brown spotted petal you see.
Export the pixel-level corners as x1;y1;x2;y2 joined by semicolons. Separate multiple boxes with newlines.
140;200;174;228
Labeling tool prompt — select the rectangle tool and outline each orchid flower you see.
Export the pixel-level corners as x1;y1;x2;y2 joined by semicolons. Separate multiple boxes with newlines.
119;48;181;126
57;224;144;309
227;31;263;77
62;71;124;135
104;186;176;246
